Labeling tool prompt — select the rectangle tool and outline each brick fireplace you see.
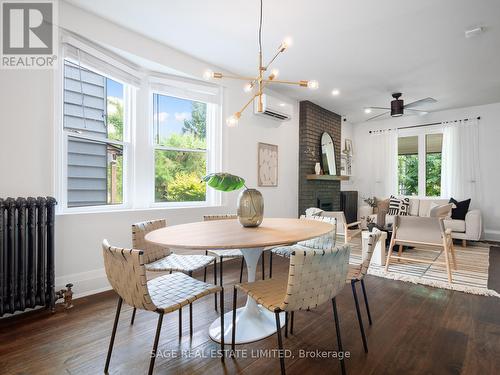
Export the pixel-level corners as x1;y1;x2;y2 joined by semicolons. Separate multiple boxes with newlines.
298;101;342;216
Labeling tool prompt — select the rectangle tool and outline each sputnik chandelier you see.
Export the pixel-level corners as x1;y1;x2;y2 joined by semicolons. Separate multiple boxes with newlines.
203;0;319;127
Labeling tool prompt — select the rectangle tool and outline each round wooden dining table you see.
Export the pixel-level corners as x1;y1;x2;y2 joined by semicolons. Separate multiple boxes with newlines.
145;217;333;344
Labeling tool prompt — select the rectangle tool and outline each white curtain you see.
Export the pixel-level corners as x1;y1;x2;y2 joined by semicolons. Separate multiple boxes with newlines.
370;129;398;197
441;119;481;204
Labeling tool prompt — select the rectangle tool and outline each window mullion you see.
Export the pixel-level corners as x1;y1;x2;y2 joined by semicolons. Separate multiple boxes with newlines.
418;133;426;197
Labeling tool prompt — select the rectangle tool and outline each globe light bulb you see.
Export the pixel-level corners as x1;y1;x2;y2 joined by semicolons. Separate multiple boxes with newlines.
203;69;214;80
243;82;253;92
364;108;372;114
226;114;240;127
269;68;280;81
307;80;319;90
331;89;340;96
280;37;293;51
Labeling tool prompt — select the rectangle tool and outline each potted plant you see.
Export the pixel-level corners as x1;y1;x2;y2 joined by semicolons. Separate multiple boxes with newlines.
202;173;264;227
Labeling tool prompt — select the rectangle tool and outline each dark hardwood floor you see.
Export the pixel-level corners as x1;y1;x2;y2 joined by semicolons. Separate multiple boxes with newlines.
1;251;500;375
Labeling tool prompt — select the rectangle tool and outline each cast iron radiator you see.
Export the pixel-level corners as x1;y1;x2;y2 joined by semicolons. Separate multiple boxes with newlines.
0;197;57;316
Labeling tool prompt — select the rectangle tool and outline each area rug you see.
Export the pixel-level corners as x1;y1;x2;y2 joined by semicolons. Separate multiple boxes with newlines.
348;237;500;298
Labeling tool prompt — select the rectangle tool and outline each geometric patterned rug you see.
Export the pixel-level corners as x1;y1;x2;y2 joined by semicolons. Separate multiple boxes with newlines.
348;237;500;298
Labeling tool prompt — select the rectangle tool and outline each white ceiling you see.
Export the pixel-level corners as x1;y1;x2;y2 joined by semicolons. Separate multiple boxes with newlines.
65;0;500;123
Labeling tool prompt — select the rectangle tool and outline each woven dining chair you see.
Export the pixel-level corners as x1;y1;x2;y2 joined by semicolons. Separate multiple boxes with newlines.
130;219;217;335
269;215;337;279
232;245;351;375
346;229;382;353
102;240;224;375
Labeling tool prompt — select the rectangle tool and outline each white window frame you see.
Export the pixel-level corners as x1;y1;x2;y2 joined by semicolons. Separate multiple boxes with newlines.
397;125;443;198
148;83;222;208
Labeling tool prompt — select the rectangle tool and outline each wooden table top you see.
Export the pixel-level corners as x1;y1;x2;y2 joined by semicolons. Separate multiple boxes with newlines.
145;217;333;250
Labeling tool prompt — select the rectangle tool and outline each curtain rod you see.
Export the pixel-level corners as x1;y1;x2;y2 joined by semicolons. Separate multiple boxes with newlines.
368;116;480;134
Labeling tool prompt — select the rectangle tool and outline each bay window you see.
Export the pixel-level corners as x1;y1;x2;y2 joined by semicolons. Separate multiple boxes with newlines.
58;33;221;212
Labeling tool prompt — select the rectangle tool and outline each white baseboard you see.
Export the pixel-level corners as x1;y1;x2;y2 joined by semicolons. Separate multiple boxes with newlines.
484;229;500;242
55;268;111;300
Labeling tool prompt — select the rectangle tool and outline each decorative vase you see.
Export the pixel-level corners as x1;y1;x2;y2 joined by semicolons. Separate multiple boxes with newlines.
314;162;321;175
237;188;264;227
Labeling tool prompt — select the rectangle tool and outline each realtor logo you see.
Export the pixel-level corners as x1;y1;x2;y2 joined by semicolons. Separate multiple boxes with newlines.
1;0;58;68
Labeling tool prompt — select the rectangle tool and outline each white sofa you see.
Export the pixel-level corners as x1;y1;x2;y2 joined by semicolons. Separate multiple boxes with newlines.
370;198;482;245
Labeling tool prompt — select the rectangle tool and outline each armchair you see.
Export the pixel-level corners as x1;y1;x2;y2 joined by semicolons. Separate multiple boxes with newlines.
321;211;362;243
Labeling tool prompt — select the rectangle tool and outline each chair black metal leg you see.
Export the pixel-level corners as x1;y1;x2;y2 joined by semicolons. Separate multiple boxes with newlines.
239;257;244;283
360;279;372;325
178;307;182;338
231;286;237;354
219;256;224;287
220;287;225;362
332;297;346;375
214;258;218;312
148;312;164;375
104;297;122;373
130;307;136;325
204;250;208;282
290;311;294;335
285;312;289;338
275;311;286;375
261;252;265;280
269;251;273;279
189;303;193;336
351;280;368;353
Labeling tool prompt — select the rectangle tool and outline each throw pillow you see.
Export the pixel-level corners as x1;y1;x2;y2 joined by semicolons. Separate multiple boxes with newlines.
376;198;390;226
429;203;453;218
398;198;410;216
449;198;471;220
388;196;410;216
388;195;400;215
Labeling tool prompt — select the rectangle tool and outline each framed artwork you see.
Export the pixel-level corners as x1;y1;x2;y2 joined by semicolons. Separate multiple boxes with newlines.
258;142;278;186
345;138;353;156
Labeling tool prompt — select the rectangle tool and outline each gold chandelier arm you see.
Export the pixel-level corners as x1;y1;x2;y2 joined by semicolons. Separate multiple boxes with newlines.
263;49;283;71
263;79;308;87
237;93;259;116
217;73;259;81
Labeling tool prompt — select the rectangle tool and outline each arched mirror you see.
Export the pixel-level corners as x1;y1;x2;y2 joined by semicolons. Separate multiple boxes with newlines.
321;132;336;175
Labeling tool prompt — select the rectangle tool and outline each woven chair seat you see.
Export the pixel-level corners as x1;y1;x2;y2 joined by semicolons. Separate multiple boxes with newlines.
236;277;288;312
271;244;311;258
346;263;363;282
148;272;221;313
145;253;214;273
207;249;243;258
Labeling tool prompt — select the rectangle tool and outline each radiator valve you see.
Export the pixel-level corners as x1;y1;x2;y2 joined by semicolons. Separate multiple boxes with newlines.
55;283;74;309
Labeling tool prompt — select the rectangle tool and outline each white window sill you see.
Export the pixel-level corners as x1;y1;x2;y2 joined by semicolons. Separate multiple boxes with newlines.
56;203;224;216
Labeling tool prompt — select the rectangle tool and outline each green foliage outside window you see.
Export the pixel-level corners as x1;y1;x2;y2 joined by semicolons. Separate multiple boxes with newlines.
154;101;208;202
398;154;418;195
426;153;442;196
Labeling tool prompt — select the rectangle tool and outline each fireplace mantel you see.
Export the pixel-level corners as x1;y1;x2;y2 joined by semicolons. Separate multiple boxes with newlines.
306;174;350;181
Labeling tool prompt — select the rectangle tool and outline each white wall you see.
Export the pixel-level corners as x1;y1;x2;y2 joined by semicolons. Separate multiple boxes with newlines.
351;102;500;240
0;2;299;297
340;119;355;191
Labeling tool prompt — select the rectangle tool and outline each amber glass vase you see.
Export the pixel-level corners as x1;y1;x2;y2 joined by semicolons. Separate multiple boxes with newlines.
237;188;264;227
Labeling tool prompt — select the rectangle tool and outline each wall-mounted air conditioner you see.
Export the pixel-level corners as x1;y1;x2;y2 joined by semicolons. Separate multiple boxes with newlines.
254;94;292;121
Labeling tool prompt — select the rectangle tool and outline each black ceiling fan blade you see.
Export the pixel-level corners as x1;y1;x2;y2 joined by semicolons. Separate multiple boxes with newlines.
366;111;390;121
404;97;437;109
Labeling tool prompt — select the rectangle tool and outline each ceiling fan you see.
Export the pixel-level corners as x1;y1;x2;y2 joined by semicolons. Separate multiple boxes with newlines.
364;93;437;121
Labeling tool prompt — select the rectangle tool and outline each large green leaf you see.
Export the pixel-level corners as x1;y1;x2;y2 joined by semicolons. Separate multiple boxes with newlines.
202;173;245;192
